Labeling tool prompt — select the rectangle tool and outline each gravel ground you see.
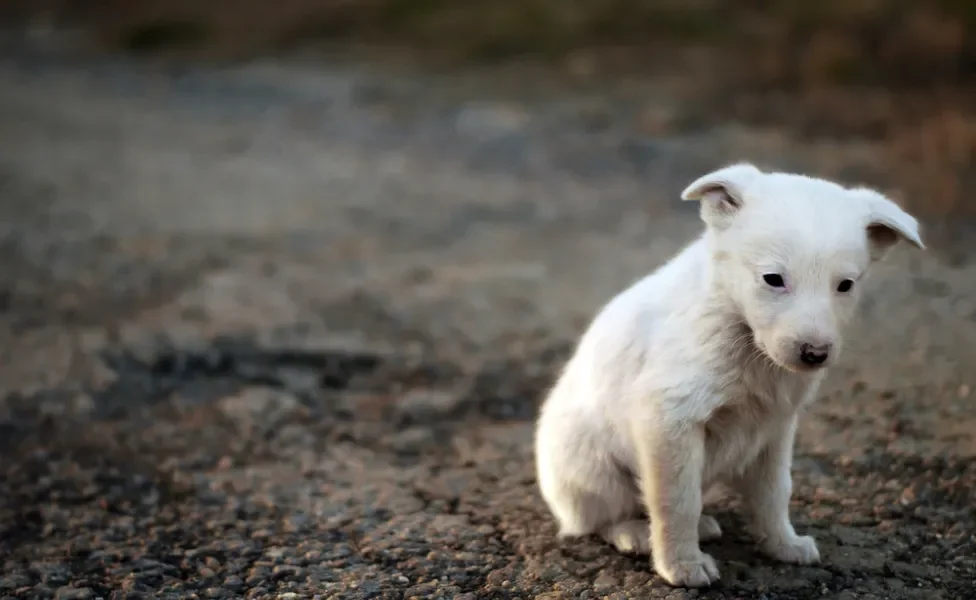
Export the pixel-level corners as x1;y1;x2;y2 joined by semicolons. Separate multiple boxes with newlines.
2;43;976;600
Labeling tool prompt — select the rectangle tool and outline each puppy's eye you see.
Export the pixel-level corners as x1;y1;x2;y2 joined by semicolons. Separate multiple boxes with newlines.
837;279;854;293
762;274;786;288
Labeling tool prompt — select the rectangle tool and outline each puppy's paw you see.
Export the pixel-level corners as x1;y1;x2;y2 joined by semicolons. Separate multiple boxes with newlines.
697;514;722;541
602;519;651;555
762;534;820;565
655;552;720;588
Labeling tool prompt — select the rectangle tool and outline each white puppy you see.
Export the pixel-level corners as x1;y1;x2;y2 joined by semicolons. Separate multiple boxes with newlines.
534;163;924;587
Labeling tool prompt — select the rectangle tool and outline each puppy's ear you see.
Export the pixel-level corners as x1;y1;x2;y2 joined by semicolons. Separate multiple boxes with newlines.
849;187;925;261
681;163;762;228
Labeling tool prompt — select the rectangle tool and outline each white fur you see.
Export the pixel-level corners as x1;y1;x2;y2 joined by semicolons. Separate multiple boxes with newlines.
534;163;923;588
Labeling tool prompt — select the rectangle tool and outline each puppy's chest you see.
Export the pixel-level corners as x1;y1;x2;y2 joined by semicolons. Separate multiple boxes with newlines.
702;375;804;481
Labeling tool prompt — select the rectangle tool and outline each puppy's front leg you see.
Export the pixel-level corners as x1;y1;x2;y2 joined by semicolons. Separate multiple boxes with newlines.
633;416;719;587
737;415;820;565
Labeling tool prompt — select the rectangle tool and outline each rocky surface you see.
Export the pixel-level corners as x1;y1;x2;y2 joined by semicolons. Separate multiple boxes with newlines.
1;44;976;599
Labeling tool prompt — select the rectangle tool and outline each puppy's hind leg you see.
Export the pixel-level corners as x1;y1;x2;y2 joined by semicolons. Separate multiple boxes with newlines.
541;455;642;546
536;392;641;542
547;480;638;539
546;463;647;553
698;514;723;541
602;519;650;554
548;487;609;539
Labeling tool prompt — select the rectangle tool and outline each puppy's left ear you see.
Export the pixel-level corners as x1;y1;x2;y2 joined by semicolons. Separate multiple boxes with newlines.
681;163;762;229
849;187;925;261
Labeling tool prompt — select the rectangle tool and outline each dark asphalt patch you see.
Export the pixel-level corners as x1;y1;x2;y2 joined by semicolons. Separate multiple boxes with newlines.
91;339;386;421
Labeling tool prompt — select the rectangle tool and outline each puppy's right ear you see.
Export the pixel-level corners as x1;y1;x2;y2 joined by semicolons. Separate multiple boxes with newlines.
681;163;762;228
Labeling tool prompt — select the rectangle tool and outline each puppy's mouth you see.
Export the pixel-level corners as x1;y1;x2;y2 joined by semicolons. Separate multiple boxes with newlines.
743;327;809;373
759;342;829;374
780;360;825;374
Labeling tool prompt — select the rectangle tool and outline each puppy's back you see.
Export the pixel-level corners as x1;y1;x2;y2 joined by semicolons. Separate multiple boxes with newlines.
581;234;709;356
544;234;709;416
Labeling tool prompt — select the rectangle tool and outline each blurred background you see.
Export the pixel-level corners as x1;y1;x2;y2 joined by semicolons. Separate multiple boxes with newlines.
2;2;976;599
5;1;976;220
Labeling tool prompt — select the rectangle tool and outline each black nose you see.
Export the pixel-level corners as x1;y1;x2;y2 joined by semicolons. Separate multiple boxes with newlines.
800;343;829;366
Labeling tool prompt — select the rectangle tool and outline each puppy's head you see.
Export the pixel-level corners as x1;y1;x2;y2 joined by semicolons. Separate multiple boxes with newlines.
681;163;924;373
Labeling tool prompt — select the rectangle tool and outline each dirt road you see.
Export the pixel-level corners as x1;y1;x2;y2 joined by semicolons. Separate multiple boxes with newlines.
2;45;976;599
